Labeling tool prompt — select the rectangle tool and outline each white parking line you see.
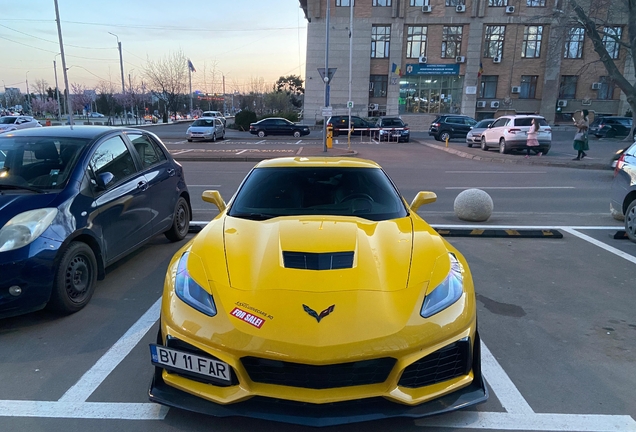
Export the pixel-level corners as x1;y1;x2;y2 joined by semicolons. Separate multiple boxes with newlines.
562;228;636;265
235;150;248;155
58;299;161;402
171;149;194;155
0;401;168;420
255;140;266;144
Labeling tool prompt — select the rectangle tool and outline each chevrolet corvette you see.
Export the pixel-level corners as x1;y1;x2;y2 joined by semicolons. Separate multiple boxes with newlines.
149;157;487;426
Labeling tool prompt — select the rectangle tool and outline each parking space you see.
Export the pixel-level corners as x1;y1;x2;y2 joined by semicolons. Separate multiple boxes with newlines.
1;223;634;431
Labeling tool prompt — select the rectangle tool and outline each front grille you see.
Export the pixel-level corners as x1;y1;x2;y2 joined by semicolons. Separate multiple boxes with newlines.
164;337;239;386
398;338;471;388
283;251;354;270
241;357;396;389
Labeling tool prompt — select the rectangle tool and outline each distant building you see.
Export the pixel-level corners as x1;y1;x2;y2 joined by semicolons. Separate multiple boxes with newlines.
299;0;633;127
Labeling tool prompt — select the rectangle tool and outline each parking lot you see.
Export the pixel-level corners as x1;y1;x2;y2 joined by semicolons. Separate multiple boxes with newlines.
1;137;635;432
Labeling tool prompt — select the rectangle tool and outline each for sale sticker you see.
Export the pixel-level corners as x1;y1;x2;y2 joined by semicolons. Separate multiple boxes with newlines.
230;307;266;329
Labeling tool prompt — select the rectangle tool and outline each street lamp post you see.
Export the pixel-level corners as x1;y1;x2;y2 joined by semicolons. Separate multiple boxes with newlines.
108;32;126;124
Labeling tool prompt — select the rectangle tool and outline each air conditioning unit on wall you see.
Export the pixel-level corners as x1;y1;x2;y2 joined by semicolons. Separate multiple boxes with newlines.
455;4;466;12
591;82;601;90
455;56;466;63
557;99;568;107
506;5;515;13
491;101;500;109
511;86;521;94
422;5;432;12
418;56;428;64
477;101;487;108
369;103;379;111
493;56;502;64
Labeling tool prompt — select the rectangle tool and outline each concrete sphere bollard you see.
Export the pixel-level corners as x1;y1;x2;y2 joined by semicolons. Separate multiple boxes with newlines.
454;188;494;222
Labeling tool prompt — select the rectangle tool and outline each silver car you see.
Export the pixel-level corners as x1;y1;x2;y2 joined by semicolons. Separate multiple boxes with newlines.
0;116;42;134
201;111;227;126
466;118;495;147
186;117;225;142
480;115;552;154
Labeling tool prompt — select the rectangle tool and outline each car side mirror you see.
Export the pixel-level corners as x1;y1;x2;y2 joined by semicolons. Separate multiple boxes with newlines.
410;191;437;212
96;172;114;188
202;190;226;213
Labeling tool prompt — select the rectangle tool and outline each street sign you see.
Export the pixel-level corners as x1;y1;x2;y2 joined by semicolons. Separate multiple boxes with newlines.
347;101;354;108
317;68;337;83
321;106;333;117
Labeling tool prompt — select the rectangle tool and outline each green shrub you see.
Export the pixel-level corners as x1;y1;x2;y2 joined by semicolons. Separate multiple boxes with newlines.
234;110;257;131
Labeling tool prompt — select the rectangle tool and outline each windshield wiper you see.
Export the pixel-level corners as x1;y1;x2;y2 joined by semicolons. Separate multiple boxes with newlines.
0;184;45;193
230;212;278;221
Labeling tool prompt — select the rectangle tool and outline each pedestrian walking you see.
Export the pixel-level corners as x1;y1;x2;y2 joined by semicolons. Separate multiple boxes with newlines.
572;109;590;160
525;117;540;158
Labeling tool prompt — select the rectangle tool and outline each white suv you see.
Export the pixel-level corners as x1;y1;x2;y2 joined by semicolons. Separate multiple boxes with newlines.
480;115;552;155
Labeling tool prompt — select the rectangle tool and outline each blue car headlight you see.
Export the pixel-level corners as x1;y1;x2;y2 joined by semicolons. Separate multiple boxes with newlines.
175;251;217;317
0;208;58;252
420;253;464;318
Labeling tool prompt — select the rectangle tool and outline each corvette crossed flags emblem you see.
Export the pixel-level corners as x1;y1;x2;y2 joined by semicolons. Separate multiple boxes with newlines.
302;304;335;323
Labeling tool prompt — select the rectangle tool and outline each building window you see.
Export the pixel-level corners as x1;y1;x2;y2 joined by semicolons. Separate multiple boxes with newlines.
526;0;545;6
373;0;392;5
442;26;463;58
371;25;391;58
336;0;354;5
521;26;543;58
559;76;577;99
598;76;615;100
602;27;622;59
406;26;428;58
520;75;538;99
564;27;584;59
479;75;498;98
488;0;508;6
484;26;505;58
410;0;425;5
445;0;465;6
369;75;388;98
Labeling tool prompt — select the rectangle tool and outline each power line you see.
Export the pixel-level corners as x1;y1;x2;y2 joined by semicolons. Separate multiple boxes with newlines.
0;24;112;50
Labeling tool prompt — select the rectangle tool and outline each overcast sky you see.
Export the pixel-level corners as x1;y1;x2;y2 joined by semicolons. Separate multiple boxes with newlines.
1;0;307;95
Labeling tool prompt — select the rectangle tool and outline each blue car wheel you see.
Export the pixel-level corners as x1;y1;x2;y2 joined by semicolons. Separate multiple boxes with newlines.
48;242;98;314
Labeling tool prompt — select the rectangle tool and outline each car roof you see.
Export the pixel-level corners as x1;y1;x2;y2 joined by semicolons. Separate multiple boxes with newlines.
255;157;381;169
1;125;145;140
498;115;546;119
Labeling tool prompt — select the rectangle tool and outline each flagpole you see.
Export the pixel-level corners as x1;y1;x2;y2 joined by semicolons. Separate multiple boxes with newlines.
189;67;192;116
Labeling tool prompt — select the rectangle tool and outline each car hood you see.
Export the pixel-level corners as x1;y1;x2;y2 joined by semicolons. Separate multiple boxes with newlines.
0;193;58;227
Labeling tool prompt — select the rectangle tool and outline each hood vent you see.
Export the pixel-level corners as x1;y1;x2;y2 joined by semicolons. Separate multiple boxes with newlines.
283;251;354;270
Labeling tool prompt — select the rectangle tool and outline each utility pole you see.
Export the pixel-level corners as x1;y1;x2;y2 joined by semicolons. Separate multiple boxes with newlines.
54;0;73;125
53;58;61;120
322;0;331;152
109;32;126;124
347;0;353;148
25;71;30;112
222;74;226;114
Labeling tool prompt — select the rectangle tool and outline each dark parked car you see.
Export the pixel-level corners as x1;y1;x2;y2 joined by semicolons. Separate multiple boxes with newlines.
374;117;410;142
249;118;310;138
429;115;477;141
593;117;633;138
610;140;636;242
0;126;191;318
327;115;374;136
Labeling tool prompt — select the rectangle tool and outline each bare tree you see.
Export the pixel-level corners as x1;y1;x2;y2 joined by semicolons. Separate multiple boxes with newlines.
143;50;188;120
70;83;94;115
561;0;635;138
34;79;49;100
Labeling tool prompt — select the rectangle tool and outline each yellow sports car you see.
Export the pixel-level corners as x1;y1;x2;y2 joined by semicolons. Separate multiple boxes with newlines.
149;157;487;426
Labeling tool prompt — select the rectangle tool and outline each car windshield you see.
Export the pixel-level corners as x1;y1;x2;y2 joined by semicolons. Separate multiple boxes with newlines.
514;117;548;127
0;117;17;125
474;120;493;128
382;119;404;127
228;167;408;221
0;136;89;191
192;119;215;127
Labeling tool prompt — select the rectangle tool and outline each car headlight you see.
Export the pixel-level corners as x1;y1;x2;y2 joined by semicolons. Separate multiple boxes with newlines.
420;253;464;318
175;251;217;317
0;208;58;252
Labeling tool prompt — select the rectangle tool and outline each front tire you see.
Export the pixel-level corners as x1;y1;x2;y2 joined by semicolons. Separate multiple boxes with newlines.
164;197;190;242
440;131;450;142
48;242;98;314
187;139;192;142
625;200;636;243
257;130;266;138
481;137;489;151
211;133;216;142
467;142;473;148
293;130;301;138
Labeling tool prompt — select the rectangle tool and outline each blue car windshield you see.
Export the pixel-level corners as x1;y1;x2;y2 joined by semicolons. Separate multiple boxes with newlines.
228;167;408;221
0;136;89;191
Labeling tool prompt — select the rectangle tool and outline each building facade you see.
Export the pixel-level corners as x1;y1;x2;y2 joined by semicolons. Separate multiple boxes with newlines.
299;0;633;127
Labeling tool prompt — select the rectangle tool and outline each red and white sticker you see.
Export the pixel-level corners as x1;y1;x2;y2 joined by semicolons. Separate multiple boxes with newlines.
230;307;266;329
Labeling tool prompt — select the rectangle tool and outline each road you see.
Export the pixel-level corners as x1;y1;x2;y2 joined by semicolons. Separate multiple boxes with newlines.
1;123;634;432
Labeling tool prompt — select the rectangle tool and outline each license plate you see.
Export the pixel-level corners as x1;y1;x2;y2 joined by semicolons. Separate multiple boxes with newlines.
150;344;231;384
391;132;401;137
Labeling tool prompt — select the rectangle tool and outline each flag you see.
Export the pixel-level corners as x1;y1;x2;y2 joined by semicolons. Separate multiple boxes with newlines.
187;59;196;73
391;63;401;76
391;63;397;73
477;61;484;78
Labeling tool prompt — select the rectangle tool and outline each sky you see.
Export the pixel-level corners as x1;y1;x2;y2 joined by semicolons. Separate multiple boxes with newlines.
1;0;307;96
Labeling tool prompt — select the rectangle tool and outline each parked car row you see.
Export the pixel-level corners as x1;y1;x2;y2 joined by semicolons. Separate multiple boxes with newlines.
590;116;633;138
0;115;42;134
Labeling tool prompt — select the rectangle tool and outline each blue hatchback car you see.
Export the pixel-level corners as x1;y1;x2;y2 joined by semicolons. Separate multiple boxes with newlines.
0;126;191;318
